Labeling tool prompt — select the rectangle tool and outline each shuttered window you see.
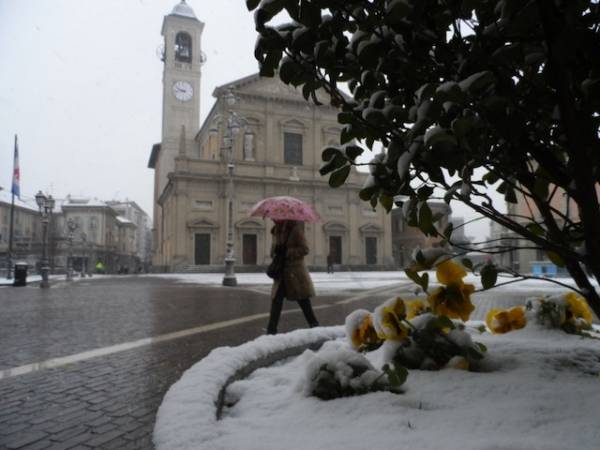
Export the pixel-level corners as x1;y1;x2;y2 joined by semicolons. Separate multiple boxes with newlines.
284;132;303;165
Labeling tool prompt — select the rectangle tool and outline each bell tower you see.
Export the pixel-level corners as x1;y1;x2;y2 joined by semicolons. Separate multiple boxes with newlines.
158;0;204;195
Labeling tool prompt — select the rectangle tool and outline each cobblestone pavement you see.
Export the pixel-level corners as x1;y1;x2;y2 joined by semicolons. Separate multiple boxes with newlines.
0;277;403;449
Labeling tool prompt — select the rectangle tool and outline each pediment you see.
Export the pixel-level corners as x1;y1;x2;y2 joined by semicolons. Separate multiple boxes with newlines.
359;223;384;234
323;221;348;232
187;218;218;229
235;219;264;230
214;73;332;105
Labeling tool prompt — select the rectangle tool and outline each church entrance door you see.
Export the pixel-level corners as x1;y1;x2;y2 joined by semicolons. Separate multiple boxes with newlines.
242;234;257;265
329;236;342;264
194;233;210;265
365;236;377;265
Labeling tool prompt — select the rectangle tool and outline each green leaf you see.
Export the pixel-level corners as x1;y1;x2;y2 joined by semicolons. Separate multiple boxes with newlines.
383;363;408;387
246;0;261;11
546;251;565;267
504;187;517;204
329;165;351;188
466;346;485;360
436;315;455;330
321;146;341;162
458;71;495;94
533;176;549;200
343;145;364;161
380;194;394;212
451;117;477;139
385;0;412;24
421;272;429;292
338;111;354;124
418;202;434;235
415;83;437;104
340;125;354;144
480;264;498;290
424;127;457;148
405;268;427;291
417;186;434;200
482;171;500;185
526;222;545;236
461;258;473;271
435;82;465;104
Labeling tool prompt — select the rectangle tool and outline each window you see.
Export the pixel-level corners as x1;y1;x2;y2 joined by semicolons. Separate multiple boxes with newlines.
284;132;302;165
328;206;343;216
175;32;192;63
193;200;213;210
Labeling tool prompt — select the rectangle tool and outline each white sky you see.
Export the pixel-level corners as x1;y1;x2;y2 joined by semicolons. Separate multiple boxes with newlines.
0;0;491;239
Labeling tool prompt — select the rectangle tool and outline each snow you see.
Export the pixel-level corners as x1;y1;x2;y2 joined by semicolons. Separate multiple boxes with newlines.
0;190;38;212
155;321;600;450
0;273;122;286
146;271;412;292
153;327;344;450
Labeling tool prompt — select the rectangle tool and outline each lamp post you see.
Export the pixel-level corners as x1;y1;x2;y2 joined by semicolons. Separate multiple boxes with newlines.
81;232;93;277
65;218;78;281
220;89;246;287
35;191;55;289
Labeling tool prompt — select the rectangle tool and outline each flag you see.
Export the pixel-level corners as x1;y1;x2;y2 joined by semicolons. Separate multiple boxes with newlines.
11;134;20;198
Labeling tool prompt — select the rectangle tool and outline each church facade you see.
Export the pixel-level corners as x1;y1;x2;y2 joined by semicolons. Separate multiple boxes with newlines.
149;1;393;272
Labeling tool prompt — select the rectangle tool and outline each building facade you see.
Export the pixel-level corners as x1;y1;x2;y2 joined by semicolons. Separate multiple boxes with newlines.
106;201;152;269
148;1;393;272
1;193;150;276
0;191;41;270
391;201;451;267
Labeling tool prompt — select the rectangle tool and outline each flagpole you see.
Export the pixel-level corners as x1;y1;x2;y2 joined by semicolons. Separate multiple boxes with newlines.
7;135;17;279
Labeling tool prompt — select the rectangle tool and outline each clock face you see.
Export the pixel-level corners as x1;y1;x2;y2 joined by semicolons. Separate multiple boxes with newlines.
173;80;193;102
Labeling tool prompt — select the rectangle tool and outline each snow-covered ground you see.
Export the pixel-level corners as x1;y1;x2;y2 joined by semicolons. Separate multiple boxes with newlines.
155;323;600;450
0;273;122;287
147;271;412;291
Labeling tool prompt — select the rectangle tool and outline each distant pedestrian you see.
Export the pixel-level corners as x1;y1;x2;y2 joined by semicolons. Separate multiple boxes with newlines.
95;261;105;274
327;252;335;274
266;220;319;334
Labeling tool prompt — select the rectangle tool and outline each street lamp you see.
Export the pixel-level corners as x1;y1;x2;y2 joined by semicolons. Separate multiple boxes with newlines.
218;89;246;287
65;218;78;281
35;191;55;289
81;232;93;277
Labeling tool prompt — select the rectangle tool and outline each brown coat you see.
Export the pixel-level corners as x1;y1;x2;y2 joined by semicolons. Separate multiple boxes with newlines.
270;221;316;301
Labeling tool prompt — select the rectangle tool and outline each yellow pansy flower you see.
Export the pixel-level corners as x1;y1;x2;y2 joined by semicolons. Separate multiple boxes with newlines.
436;259;467;285
373;297;409;341
347;313;380;350
486;306;527;334
428;283;476;322
563;292;593;326
405;299;429;319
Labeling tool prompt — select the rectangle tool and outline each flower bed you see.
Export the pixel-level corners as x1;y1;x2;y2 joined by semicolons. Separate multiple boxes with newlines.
155;323;600;450
153;327;344;449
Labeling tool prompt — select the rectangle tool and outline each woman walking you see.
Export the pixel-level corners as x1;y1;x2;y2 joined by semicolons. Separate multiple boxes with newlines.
266;220;319;334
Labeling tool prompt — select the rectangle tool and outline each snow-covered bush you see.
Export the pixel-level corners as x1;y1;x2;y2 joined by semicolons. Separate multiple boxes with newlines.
345;260;487;373
301;345;405;400
484;292;594;336
526;292;594;334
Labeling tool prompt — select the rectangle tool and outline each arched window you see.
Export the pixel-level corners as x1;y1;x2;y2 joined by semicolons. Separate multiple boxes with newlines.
175;32;192;63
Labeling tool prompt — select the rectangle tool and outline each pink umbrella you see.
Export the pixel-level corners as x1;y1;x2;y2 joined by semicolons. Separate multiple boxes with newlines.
249;196;322;223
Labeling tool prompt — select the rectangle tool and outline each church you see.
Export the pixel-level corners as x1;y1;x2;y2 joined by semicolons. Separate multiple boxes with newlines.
148;1;393;272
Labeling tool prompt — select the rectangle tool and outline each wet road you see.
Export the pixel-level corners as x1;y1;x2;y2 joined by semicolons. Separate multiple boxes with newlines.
0;276;404;449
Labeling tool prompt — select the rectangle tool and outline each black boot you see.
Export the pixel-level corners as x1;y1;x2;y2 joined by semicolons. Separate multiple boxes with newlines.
298;299;319;328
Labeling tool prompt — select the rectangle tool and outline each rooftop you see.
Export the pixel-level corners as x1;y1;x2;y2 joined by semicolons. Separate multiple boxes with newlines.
170;0;197;19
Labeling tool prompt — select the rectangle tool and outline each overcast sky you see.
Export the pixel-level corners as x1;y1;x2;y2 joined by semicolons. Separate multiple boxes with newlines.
0;0;491;239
